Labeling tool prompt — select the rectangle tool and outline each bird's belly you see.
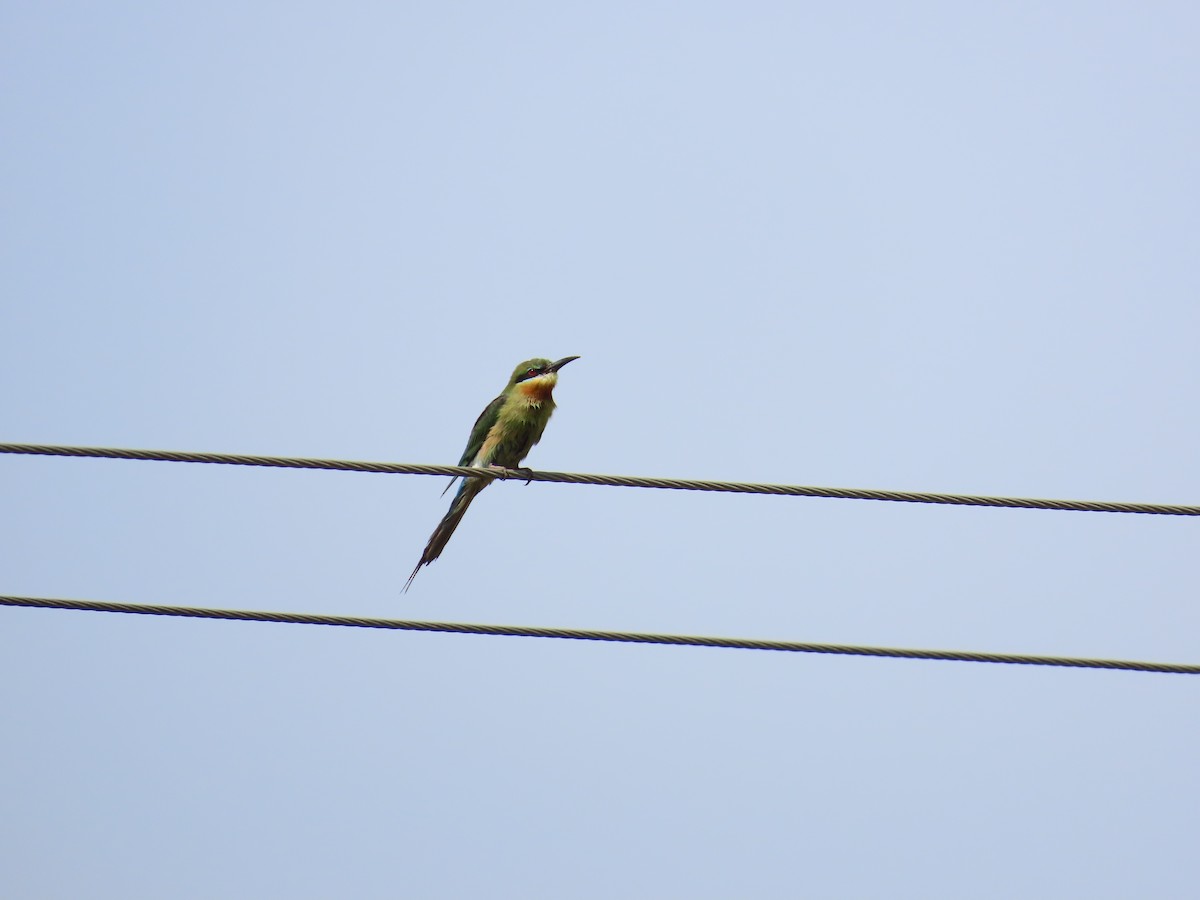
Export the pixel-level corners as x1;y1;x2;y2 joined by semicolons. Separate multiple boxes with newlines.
474;414;540;468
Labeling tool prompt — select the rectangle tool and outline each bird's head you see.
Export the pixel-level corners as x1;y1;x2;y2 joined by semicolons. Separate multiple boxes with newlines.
507;356;580;393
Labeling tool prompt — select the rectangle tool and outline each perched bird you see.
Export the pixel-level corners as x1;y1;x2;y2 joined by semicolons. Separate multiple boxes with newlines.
404;355;580;591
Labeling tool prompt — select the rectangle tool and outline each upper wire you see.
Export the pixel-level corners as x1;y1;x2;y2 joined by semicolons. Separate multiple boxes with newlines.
2;442;1197;516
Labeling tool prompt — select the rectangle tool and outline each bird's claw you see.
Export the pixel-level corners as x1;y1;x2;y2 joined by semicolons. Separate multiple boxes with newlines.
487;464;534;485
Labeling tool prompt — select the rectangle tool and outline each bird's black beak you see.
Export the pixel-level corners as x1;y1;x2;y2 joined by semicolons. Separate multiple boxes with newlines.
548;356;581;372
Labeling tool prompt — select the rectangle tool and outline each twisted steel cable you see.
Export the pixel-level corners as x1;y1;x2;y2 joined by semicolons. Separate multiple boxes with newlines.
1;595;1196;674
2;442;1197;516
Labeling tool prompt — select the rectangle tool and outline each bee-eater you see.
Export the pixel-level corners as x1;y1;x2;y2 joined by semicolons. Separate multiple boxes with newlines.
404;355;580;591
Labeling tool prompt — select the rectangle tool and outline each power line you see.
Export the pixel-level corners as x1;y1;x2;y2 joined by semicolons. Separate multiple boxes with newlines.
1;595;1196;674
2;441;1197;516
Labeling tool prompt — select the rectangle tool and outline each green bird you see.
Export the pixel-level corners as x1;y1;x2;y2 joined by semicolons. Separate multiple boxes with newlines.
404;355;580;591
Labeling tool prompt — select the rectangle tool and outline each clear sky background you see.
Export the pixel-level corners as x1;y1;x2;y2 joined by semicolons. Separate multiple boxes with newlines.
3;3;1198;897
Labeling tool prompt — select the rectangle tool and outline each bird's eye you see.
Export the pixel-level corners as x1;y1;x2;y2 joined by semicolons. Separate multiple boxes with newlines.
526;368;538;377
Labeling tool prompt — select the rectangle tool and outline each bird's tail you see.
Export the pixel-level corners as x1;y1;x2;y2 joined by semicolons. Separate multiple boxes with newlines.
404;478;488;592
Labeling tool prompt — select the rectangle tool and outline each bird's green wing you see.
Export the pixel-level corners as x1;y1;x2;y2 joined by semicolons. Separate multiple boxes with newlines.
457;393;505;466
439;393;505;497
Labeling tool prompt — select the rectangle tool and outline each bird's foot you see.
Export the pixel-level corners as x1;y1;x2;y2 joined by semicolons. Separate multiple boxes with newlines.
487;464;534;484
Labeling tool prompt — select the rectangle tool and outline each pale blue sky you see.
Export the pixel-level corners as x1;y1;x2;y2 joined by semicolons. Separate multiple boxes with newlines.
3;3;1198;897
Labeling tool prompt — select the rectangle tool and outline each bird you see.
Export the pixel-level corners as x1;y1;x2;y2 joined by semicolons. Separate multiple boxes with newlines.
404;355;580;591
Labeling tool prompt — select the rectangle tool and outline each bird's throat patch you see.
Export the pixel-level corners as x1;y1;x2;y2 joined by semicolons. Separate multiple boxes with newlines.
516;373;557;403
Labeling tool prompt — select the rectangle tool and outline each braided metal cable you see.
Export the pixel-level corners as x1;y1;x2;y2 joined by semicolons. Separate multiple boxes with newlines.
2;442;1197;516
1;595;1196;674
